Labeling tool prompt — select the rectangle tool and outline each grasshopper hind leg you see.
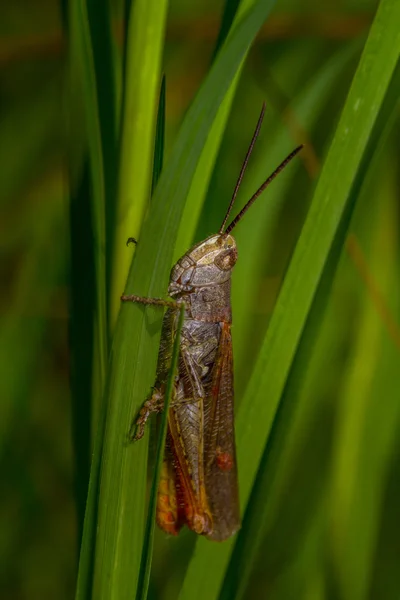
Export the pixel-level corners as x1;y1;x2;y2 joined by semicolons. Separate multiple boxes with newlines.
156;434;184;535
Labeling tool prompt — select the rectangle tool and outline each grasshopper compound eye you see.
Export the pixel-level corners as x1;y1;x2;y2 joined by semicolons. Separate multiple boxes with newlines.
214;246;238;271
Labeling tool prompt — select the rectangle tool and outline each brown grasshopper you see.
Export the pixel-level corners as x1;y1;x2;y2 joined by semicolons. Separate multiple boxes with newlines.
122;104;302;541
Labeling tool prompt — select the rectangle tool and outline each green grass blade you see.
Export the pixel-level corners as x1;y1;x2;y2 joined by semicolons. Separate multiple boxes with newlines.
173;90;237;261
134;70;167;600
171;0;243;242
69;163;95;548
75;392;106;600
68;0;117;597
222;191;350;600
367;237;400;600
212;0;241;61
93;2;279;598
151;76;166;195
68;0;116;391
85;0;119;299
221;124;392;600
229;60;400;600
135;304;185;600
328;155;400;600
232;40;360;391
179;1;400;598
173;0;276;261
109;0;169;325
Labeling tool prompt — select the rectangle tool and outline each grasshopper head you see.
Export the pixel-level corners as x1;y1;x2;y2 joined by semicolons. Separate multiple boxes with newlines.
169;234;237;296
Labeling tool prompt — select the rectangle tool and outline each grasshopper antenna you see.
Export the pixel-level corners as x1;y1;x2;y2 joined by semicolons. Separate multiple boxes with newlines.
224;144;303;235
219;102;266;234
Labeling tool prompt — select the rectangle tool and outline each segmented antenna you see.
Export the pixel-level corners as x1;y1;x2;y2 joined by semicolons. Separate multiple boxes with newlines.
224;144;303;235
219;102;266;234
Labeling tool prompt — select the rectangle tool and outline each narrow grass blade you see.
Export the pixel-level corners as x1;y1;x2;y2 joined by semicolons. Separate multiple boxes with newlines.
222;190;351;600
68;0;117;391
221;107;397;599
69;163;95;547
173;89;237;261
179;1;400;598
68;0;117;597
132;79;167;600
75;392;106;600
212;0;241;61
93;2;279;598
172;0;243;240
110;0;169;325
174;0;276;261
328;155;400;600
232;40;360;390
151;76;166;195
85;0;119;297
135;304;185;600
227;53;400;600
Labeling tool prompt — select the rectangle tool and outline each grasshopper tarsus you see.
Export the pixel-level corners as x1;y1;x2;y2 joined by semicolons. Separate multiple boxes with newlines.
128;388;165;443
128;424;144;443
128;414;147;443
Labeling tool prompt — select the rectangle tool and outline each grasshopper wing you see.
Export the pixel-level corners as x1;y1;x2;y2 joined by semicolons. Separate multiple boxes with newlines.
162;343;214;537
204;322;240;541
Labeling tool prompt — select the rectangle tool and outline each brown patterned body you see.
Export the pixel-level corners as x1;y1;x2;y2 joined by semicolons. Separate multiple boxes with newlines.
142;234;240;541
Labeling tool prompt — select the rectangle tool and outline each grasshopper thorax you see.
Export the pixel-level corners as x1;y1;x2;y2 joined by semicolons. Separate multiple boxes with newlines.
168;234;237;297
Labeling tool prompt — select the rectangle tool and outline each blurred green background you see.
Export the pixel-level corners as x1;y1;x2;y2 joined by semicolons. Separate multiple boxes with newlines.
1;0;399;599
